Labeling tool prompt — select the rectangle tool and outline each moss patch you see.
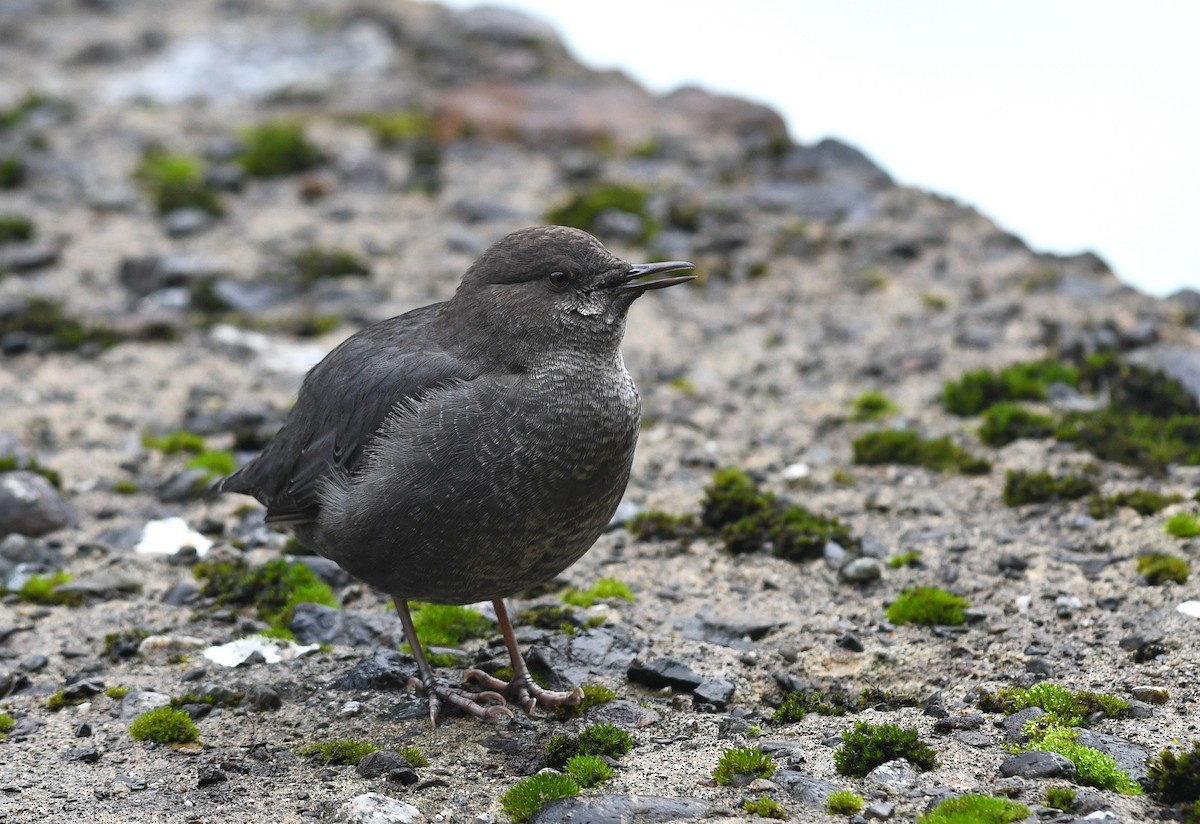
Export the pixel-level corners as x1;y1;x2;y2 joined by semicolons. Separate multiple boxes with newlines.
18;571;82;607
561;578;634;607
237;122;322;177
1149;741;1200;806
834;720;938;777
405;602;492;650
0;712;14;735
825;790;863;815
104;628;150;661
185;450;237;481
0;296;122;353
852;430;990;474
500;773;579;823
745;796;787;819
142;430;207;455
713;747;775;785
545;183;659;244
1166;512;1200;538
0;155;26;189
134;151;224;216
193;558;338;636
978;403;1055;446
1002;470;1095;507
774;687;917;723
626;510;699;541
983;682;1128;727
1138;552;1190;585
543;722;632;770
943;359;1080;416
1045;786;1076;812
300;739;377;766
129;707;200;744
1028;726;1141;794
565;754;614;788
283;246;370;286
0;214;34;243
1088;488;1184;518
918;794;1029;824
851;391;898;421
886;586;968;627
0;455;62;489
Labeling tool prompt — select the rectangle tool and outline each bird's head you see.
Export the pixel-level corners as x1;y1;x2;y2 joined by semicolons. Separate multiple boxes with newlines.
443;226;694;365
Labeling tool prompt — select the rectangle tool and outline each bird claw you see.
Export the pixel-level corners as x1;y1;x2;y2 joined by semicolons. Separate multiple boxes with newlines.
465;668;583;714
415;679;511;725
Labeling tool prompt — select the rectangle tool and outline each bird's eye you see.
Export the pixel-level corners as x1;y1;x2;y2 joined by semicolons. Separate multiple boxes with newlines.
548;271;570;289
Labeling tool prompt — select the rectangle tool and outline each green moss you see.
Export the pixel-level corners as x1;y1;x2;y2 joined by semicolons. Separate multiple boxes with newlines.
354;110;435;148
283;246;370;286
993;682;1128;727
105;685;130;700
129;707;200;744
0;455;62;489
701;468;770;528
299;739;377;765
1055;408;1200;476
565;754;614;788
169;689;243;709
825;790;863;815
1028;726;1141;794
943;359;1080;416
1002;470;1096;507
774;689;851;722
543;722;633;770
185;450;237;480
134;151;224;216
978;403;1055;446
888;550;922;569
545;183;659;244
1166;513;1200;538
1104;362;1200;418
1149;741;1200;805
713;747;775;785
1088;488;1184;518
834;721;938;777
142;430;207;455
1138;552;1190;585
399;745;427;768
113;479;140;495
0;297;122;352
918;794;1029;824
852;430;991;474
769;505;855;561
886;586;968;627
0;155;26;190
555;683;617;720
514;604;580;634
745;795;787;819
851;391;898;421
626;510;699;541
404;602;492;649
237;122;322;177
831;468;857;486
500;773;579;823
104;628;150;661
0;92;55;131
922;292;950;311
1045;786;1076;812
0;712;13;734
193;558;338;636
18;571;82;607
0;214;34;243
561;578;634;608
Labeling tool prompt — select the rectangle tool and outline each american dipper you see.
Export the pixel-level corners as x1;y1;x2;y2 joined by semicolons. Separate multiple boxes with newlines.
216;226;694;722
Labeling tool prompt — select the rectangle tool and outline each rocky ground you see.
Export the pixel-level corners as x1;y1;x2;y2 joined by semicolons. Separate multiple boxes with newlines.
1;1;1199;823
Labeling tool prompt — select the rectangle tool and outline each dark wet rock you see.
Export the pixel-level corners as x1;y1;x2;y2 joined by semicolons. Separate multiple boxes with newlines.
1073;729;1149;783
8;715;41;739
774;770;845;808
162;582;200;606
692;679;734;710
55;571;142;600
335;651;419;691
865;758;920;794
209;279;297;314
164;208;214;237
0;472;72;539
932;714;984;732
758;741;805;769
291;556;354;590
66;746;101;763
837;632;865;652
0;245;60;273
1000;751;1077;779
356;750;417;785
677;613;782;648
19;654;48;673
954;730;991;747
117;255;227;296
1002;706;1044;744
245;685;282;711
530;794;721;823
156;468;211;502
529;625;643;687
864;801;895;820
75;723;91;737
584;699;660;730
197;764;227;787
62;679;105;703
627;658;702;692
290;603;402;648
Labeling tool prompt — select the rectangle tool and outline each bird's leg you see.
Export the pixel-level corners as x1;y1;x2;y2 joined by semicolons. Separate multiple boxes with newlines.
465;598;584;714
393;598;511;725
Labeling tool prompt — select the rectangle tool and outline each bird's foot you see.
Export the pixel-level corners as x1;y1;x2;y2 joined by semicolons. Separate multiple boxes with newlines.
465;669;583;715
407;675;512;725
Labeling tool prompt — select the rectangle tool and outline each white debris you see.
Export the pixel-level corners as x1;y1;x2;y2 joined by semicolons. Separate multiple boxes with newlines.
202;634;320;668
1177;600;1200;618
135;517;212;557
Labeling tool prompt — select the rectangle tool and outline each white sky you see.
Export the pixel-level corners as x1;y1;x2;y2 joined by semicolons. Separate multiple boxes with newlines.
435;0;1200;298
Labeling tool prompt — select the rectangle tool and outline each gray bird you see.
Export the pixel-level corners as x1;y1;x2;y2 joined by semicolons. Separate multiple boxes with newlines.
215;226;694;722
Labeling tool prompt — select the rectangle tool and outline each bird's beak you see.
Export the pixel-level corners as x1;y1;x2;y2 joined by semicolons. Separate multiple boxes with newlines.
617;260;696;293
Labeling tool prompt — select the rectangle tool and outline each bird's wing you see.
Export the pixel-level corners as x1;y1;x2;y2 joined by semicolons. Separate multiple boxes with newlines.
216;306;477;524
